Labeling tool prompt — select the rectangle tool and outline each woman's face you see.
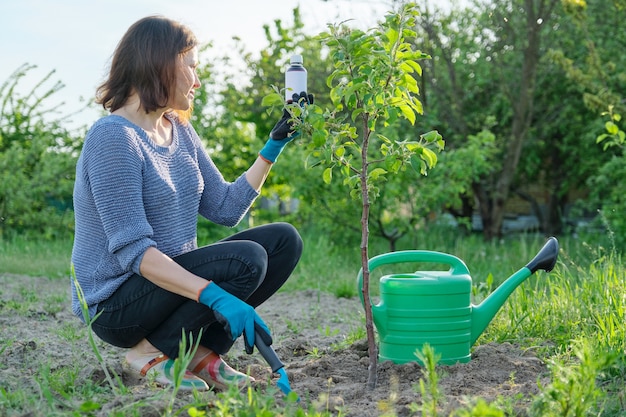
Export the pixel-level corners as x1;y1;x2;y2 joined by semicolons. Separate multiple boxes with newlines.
172;47;201;111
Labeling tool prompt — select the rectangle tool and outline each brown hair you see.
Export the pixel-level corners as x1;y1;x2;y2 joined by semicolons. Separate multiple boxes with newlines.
96;16;197;117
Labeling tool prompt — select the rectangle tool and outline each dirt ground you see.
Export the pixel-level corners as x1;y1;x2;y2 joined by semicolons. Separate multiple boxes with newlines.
0;274;550;416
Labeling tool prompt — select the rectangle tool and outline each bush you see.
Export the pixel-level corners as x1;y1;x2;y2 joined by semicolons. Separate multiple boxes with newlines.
0;64;80;239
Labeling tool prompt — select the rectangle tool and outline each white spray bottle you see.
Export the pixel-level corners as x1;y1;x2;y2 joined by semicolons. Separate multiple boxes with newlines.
284;54;307;102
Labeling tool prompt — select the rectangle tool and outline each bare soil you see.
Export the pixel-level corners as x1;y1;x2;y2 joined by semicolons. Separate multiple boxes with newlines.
0;274;550;416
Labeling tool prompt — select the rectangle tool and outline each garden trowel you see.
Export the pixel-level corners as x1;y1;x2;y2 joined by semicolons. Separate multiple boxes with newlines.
255;330;299;401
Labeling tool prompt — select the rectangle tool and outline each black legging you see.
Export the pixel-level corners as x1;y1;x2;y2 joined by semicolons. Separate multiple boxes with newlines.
91;222;302;357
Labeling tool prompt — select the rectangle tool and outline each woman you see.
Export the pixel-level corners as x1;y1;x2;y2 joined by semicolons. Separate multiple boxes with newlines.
71;15;311;391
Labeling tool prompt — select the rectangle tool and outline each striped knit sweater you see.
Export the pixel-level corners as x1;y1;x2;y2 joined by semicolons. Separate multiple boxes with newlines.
71;113;259;320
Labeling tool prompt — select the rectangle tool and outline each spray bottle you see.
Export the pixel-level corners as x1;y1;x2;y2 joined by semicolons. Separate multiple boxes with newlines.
285;54;307;103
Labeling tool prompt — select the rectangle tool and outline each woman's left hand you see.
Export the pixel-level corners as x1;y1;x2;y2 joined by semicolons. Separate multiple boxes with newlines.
259;91;314;163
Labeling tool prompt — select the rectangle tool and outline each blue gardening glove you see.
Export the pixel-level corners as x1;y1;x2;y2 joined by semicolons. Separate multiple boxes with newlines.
259;91;314;163
243;321;274;354
198;282;271;348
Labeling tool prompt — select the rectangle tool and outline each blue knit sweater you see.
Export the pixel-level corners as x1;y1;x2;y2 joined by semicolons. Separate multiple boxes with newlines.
71;113;259;320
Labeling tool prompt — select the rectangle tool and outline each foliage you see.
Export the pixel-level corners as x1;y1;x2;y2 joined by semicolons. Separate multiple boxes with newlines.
412;344;443;417
596;107;625;150
0;64;80;239
550;0;626;246
1;1;624;247
293;118;452;252
553;0;626;117
187;384;327;417
584;106;626;249
411;126;499;233
531;340;619;417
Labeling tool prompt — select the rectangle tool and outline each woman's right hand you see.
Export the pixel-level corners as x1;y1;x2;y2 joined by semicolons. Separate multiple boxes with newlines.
198;282;271;348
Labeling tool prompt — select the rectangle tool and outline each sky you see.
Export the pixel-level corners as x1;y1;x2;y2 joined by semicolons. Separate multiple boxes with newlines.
0;0;398;130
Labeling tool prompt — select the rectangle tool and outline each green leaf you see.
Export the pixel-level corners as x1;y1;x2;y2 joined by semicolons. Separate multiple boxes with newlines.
313;130;327;147
391;159;402;173
421;148;438;168
309;113;326;130
399;104;416;125
323;167;333;184
403;74;419;94
406;59;423;76
403;141;422;152
326;72;337;88
606;121;619;135
351;108;365;122
410;154;425;175
386;28;399;47
421;130;442;143
400;62;415;74
369;167;388;181
261;93;284;107
345;175;360;188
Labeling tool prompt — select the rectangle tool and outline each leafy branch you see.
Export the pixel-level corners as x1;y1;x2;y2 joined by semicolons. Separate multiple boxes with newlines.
596;105;625;150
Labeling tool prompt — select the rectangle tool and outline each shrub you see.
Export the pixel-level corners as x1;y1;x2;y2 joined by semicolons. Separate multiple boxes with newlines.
0;64;80;239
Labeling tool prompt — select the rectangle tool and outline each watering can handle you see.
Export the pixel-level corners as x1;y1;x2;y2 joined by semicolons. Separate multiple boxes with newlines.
357;250;470;307
525;236;559;274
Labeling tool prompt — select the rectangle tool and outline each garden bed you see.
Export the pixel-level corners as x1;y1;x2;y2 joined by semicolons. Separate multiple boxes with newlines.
0;274;550;416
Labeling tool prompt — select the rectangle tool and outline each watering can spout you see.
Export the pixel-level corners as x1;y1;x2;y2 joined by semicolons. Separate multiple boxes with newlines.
470;237;559;346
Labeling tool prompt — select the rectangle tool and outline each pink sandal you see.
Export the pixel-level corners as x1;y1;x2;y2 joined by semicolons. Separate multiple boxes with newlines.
128;354;209;391
192;352;254;390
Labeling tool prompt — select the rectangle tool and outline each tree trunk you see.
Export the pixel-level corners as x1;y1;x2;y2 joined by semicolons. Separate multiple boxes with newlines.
516;189;544;227
545;141;567;235
473;182;498;239
546;191;567;235
360;116;378;390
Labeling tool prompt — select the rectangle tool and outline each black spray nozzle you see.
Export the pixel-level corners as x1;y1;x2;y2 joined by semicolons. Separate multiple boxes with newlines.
525;237;559;274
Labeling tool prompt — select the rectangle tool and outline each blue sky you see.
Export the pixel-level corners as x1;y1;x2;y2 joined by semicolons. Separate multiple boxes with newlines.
0;0;394;130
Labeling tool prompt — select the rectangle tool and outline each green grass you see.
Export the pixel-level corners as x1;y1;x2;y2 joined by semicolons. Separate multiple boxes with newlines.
1;228;624;416
0;235;72;277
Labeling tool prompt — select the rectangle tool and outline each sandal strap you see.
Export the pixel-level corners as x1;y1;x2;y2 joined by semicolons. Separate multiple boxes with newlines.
140;354;169;376
192;352;219;374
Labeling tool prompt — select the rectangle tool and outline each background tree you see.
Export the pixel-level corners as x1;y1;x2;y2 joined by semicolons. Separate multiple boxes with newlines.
416;0;561;240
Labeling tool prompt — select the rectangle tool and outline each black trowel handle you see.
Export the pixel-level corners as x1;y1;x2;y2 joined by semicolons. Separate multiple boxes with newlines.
525;237;559;274
255;330;284;373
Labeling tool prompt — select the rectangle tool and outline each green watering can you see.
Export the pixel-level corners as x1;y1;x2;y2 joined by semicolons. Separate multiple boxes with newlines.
357;237;559;365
